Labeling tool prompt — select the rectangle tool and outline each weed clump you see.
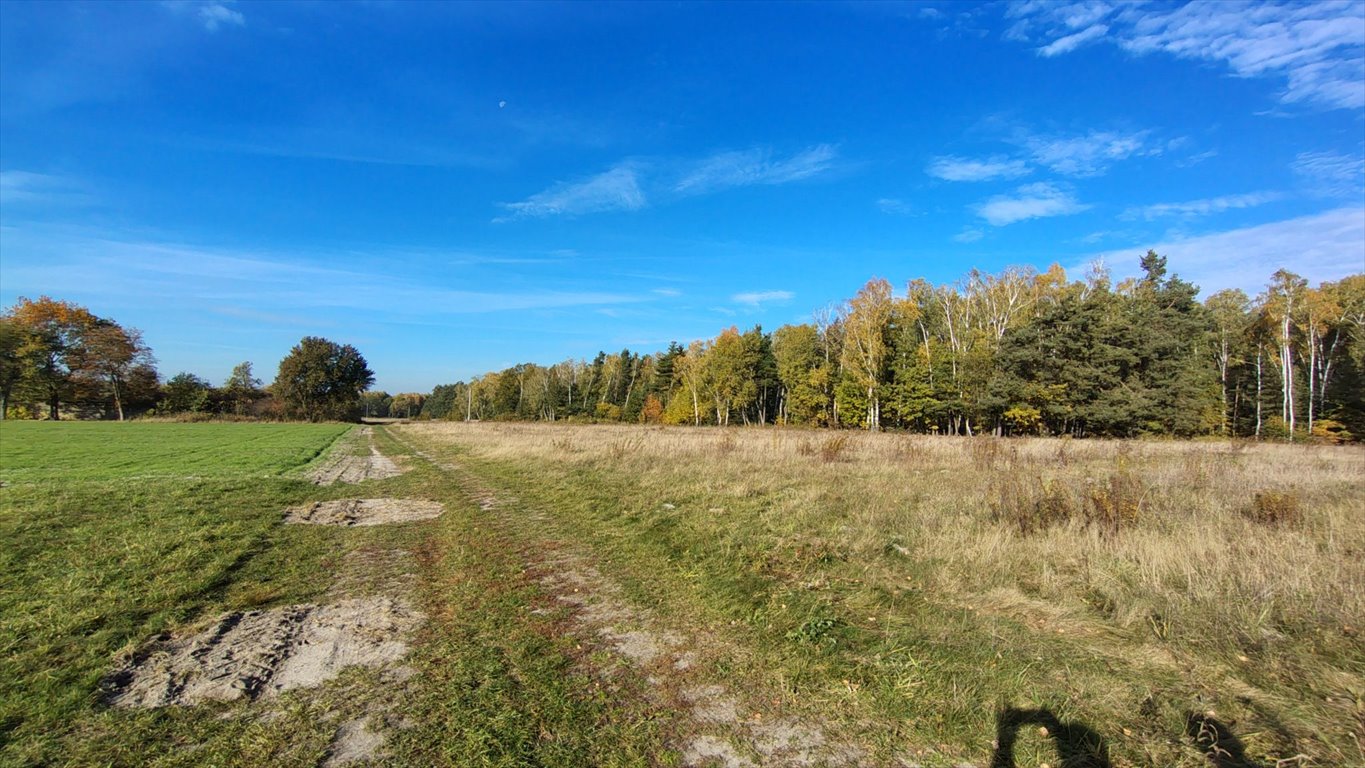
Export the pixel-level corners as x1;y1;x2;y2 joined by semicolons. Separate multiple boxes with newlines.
969;438;1003;470
607;437;642;460
819;435;850;463
786;616;843;647
990;472;1145;536
1084;472;1146;536
1244;490;1304;528
894;437;927;464
988;475;1076;535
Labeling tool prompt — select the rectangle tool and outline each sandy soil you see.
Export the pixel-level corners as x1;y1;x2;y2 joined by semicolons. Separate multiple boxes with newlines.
104;596;421;709
308;428;404;485
285;498;444;527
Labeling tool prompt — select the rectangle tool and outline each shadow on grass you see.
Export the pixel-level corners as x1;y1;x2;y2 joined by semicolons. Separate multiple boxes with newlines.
1185;712;1273;768
991;706;1112;768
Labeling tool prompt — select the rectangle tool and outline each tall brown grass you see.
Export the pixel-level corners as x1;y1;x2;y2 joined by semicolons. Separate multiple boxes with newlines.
405;421;1365;763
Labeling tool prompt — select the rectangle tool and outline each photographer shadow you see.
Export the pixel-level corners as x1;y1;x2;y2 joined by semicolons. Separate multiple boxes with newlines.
1185;712;1270;768
991;707;1112;768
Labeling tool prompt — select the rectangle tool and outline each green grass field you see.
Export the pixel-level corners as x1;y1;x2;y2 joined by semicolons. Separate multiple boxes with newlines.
2;420;1361;767
0;422;669;768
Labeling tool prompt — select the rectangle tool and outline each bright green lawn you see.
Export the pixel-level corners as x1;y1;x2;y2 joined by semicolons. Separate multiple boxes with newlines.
0;421;349;482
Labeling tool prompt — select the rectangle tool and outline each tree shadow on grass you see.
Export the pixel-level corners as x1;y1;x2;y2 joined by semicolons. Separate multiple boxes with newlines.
991;706;1112;768
1185;712;1272;768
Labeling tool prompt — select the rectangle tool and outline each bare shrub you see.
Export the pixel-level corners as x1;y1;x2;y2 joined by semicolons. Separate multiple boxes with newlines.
1054;437;1072;467
819;435;850;463
1244;490;1305;528
988;475;1077;535
968;438;1002;470
715;432;737;455
608;437;643;461
1084;472;1146;536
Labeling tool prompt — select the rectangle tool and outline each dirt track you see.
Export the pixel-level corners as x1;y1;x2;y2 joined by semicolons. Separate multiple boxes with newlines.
307;427;404;485
285;498;444;526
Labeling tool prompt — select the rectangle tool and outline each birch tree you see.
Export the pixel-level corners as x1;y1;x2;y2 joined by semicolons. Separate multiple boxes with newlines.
840;278;893;431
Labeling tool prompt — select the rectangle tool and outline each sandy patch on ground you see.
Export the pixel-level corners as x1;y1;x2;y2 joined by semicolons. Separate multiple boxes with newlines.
285;498;444;527
308;427;404;485
104;596;421;709
323;716;386;767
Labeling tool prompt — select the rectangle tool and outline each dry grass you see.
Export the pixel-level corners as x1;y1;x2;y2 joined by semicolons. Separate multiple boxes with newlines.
404;422;1365;766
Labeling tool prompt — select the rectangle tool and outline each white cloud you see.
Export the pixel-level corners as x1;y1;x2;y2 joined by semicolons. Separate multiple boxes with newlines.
652;287;682;297
1293;150;1365;197
975;182;1088;226
198;3;245;31
1088;206;1365;296
953;227;985;243
926;155;1031;182
876;197;915;215
1126;191;1281;220
1019;129;1152;177
675;145;837;194
732;290;795;307
1038;23;1109;57
1009;1;1365;110
496;165;646;221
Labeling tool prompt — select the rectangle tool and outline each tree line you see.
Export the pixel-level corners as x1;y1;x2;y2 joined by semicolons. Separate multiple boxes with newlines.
421;253;1365;441
0;296;374;423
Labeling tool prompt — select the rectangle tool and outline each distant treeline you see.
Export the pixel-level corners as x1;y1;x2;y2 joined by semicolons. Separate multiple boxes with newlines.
0;296;373;423
421;253;1365;441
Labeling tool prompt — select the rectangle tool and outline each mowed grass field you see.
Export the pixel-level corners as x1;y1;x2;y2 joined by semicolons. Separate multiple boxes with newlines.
0;422;351;764
2;420;1362;767
0;422;670;768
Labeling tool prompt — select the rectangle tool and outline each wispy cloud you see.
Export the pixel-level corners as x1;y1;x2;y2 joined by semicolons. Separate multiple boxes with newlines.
499;145;836;221
198;2;245;31
975;182;1088;226
1125;191;1281;220
926;155;1030;182
876;197;915;215
732;290;795;307
1038;23;1108;57
652;287;682;297
1008;1;1365;110
1087;206;1365;296
953;227;985;243
1293;150;1365;197
495;164;646;222
675;145;837;194
163;1;246;32
1018;128;1153;177
0;224;647;317
0;170;91;208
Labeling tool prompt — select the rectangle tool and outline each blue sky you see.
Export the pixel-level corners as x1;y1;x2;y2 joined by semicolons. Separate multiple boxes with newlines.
1;1;1362;393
